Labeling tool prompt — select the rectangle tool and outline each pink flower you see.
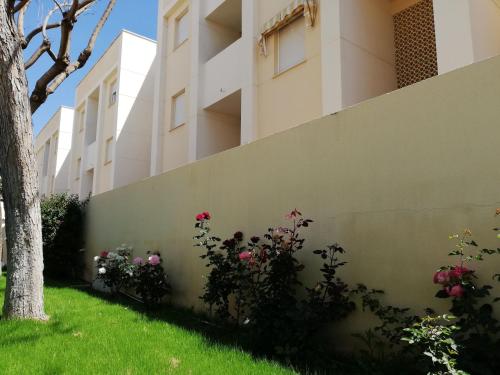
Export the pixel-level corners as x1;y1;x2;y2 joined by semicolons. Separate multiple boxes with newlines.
433;271;450;285
133;257;145;265
148;254;161;266
100;251;109;258
449;266;470;279
285;209;301;220
195;211;211;221
239;251;251;261
447;284;465;298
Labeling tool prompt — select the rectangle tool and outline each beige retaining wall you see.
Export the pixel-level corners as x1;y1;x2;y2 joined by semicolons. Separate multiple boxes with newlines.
85;55;500;332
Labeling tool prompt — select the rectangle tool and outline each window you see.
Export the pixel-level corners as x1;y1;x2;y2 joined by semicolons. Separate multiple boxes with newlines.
109;80;117;106
75;158;81;180
104;137;113;164
175;10;189;48
171;90;186;129
276;16;305;74
79;110;85;132
42;140;50;177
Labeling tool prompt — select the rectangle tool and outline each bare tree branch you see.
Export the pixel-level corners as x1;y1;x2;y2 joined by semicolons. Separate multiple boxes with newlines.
12;0;30;14
16;0;30;46
21;0;96;49
24;22;61;48
30;0;117;113
25;40;51;69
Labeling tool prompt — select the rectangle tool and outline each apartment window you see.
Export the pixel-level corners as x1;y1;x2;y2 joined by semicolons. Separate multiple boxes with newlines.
171;89;186;129
104;137;114;164
276;16;305;74
109;80;117;106
175;10;189;48
42;140;50;177
79;110;85;132
75;158;81;180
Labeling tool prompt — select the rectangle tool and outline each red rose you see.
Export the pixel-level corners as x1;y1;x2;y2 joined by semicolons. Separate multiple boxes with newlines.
196;213;205;221
203;211;211;220
447;284;465;298
100;251;109;258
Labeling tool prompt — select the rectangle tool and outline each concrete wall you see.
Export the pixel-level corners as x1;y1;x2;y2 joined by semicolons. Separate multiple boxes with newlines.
86;56;500;329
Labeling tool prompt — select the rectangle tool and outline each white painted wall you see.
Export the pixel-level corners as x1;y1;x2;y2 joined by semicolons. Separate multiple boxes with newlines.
202;38;242;108
469;0;500;62
434;0;500;74
339;0;397;107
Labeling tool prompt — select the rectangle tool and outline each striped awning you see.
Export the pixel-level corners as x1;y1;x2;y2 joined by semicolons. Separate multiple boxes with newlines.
258;0;318;56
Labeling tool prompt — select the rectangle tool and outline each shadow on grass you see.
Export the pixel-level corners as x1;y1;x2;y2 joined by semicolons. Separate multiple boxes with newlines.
0;320;76;346
49;280;378;375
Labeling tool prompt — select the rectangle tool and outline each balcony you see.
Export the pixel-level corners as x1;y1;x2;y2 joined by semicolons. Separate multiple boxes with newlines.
84;141;97;171
202;39;242;109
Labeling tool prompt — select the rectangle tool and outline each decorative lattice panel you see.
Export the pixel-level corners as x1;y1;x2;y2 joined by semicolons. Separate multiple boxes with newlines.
393;0;438;88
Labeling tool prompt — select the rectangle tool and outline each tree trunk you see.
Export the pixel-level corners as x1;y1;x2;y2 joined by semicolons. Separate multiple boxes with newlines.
0;1;46;319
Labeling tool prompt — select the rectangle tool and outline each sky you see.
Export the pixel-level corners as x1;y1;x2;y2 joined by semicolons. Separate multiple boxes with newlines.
25;0;158;135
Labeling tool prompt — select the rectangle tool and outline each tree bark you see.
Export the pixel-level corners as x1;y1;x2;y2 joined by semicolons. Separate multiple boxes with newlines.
0;0;46;319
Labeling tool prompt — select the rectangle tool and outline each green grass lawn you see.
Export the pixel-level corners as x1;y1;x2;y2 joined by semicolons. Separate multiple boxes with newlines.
0;275;295;375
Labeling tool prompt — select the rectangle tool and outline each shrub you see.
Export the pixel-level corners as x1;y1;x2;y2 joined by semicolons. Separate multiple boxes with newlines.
41;193;86;279
94;245;135;294
132;252;171;306
402;314;468;375
194;210;355;357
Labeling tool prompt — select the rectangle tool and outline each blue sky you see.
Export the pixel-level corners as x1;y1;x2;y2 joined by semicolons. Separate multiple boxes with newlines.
26;0;158;135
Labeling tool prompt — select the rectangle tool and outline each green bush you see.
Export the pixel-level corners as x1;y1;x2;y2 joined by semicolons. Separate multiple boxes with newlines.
41;194;87;279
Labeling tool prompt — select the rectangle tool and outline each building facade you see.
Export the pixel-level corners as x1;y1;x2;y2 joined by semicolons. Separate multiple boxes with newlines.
34;106;74;197
150;0;500;176
69;30;157;199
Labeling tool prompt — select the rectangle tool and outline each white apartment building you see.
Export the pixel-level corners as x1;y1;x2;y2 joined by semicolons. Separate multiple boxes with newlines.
150;0;500;176
34;106;74;197
69;30;157;199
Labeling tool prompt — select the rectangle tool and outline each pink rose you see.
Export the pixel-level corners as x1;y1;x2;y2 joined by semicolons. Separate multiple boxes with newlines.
433;271;450;285
449;266;470;279
239;251;251;261
196;213;205;221
133;257;145;265
447;284;465;298
148;254;161;266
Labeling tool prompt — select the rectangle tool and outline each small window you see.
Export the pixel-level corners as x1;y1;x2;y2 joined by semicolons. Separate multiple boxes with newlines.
79;110;85;132
42;140;50;177
171;90;186;129
104;137;114;164
75;158;82;180
109;80;117;106
276;16;306;74
175;10;189;48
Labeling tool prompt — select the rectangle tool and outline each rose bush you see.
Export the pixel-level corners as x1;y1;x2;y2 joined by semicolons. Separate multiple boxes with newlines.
194;209;354;357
